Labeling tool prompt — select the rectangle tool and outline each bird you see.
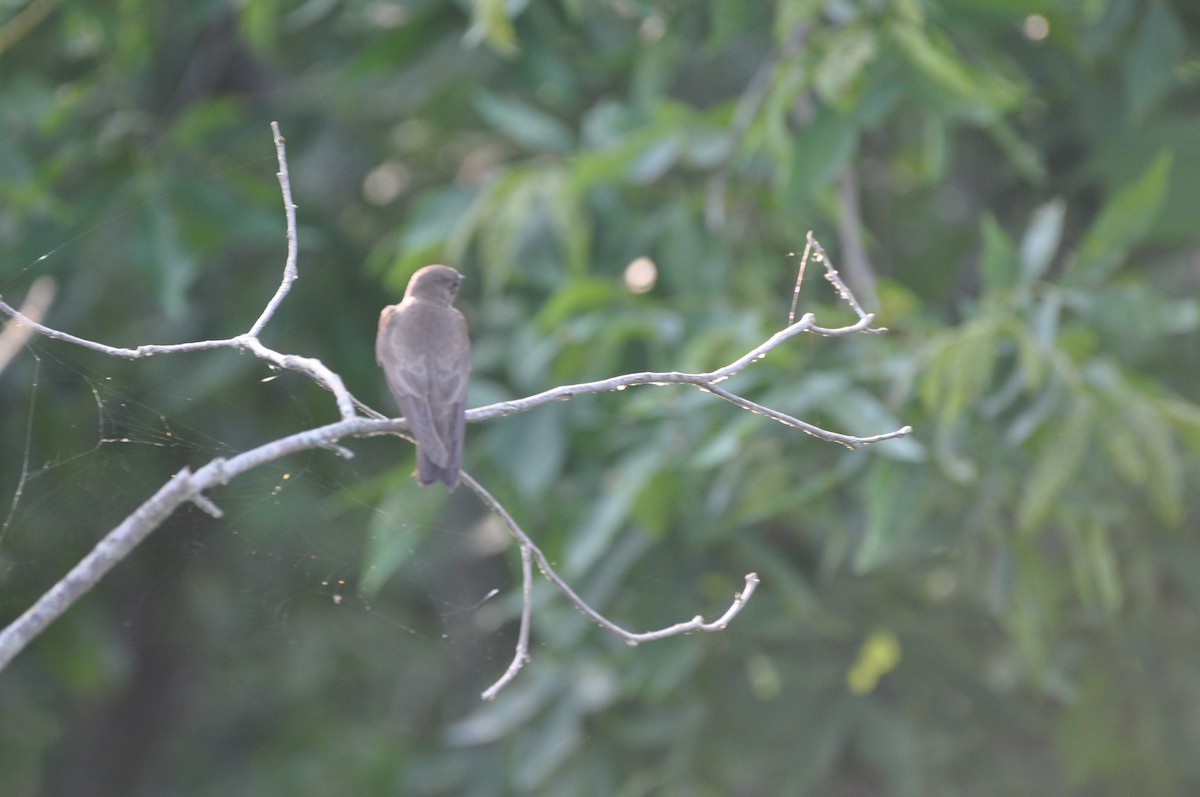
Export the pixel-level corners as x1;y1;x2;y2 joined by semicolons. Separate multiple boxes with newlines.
376;265;471;489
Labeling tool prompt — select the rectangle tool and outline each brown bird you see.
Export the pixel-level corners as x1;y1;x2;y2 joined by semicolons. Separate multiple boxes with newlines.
376;265;471;489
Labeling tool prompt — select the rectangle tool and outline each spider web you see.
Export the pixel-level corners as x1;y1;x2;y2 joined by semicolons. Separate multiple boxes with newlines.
0;313;518;707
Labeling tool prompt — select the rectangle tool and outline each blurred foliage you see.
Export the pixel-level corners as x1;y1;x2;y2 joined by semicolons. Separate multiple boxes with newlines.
2;0;1200;794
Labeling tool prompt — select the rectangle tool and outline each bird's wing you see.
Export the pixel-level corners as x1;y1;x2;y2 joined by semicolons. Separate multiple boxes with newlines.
376;305;452;466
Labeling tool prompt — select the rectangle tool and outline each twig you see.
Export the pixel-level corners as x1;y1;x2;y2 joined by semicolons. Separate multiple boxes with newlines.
465;472;533;700
0;0;55;57
0;124;358;422
471;307;908;450
248;122;299;338
465;472;759;699
0;468;198;666
806;231;876;326
787;237;813;327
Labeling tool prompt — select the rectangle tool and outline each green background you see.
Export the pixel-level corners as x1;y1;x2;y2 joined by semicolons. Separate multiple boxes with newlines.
2;0;1199;794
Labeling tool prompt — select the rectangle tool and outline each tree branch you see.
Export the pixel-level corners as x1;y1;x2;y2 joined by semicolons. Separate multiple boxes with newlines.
0;123;910;696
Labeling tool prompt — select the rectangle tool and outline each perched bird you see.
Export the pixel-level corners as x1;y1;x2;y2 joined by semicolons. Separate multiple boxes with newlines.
376;265;471;489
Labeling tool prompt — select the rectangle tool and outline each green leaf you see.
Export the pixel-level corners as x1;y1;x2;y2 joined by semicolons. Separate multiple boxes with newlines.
1127;401;1182;525
1065;519;1123;613
627;136;681;184
854;461;924;573
1019;199;1066;286
856;704;922;797
387;187;475;288
534;278;622;329
823;388;925;463
1075;282;1200;344
474;91;574;153
814;26;878;105
888;21;1024;117
979;214;1019;295
1066;151;1172;288
785;108;859;198
1018;399;1094;534
486;404;568;499
985;119;1046;184
773;0;824;45
920;319;1000;426
144;196;196;320
1085;523;1123;613
564;445;668;576
466;0;523;56
1127;0;1186;122
1103;414;1149;488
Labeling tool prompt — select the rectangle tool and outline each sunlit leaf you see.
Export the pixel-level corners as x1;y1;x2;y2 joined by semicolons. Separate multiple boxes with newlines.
466;0;523;56
1019;198;1066;286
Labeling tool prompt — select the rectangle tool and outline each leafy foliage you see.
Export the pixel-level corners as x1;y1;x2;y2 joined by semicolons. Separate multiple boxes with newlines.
2;0;1200;795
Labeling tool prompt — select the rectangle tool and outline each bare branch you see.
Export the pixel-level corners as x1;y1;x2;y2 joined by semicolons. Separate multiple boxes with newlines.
806;231;878;328
467;472;534;700
248;122;299;338
465;472;759;699
468;307;906;449
0;468;198;669
705;383;911;449
0;124;359;421
0;123;911;698
788;237;813;327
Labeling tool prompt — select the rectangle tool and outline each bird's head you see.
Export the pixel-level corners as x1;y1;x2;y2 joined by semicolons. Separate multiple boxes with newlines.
405;264;464;304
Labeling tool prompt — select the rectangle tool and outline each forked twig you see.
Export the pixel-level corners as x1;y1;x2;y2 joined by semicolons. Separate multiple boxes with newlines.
464;472;759;699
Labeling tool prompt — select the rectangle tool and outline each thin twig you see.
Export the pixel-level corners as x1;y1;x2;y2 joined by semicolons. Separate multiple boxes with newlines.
464;472;759;699
788;237;812;327
806;231;877;327
0;0;55;57
705;383;910;449
466;472;533;700
0;126;359;422
248;122;299;338
470;308;906;449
